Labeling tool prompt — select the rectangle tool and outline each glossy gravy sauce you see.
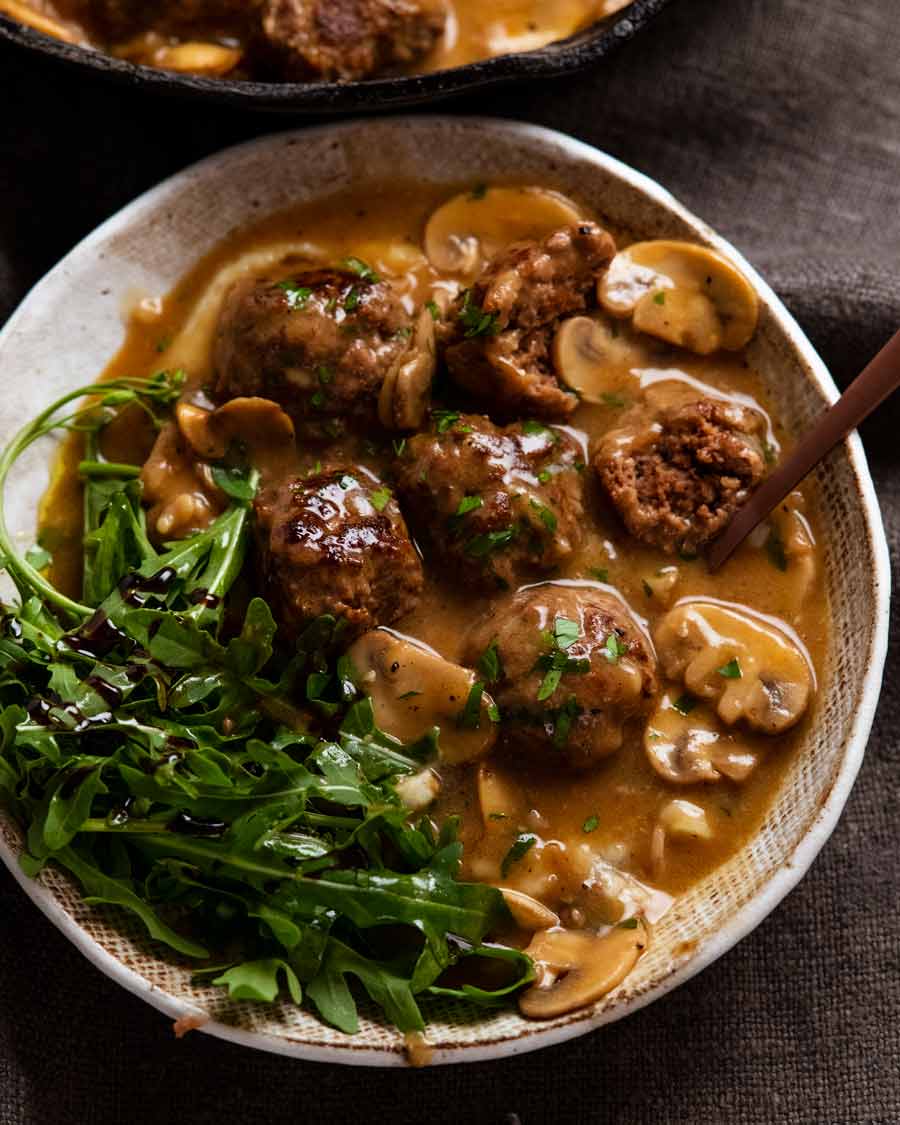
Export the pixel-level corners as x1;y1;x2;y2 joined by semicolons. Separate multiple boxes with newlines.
39;181;828;933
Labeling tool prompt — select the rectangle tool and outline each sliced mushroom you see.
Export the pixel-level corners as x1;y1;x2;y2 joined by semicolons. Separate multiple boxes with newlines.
347;629;498;765
641;566;680;607
477;763;521;834
176;397;295;463
394;767;441;812
644;692;760;784
0;0;86;43
551;315;642;402
518;922;647;1019
598;240;759;354
150;42;243;76
766;490;817;607
424;186;583;280
500;888;560;931
378;308;436;431
658;798;713;839
653;600;813;734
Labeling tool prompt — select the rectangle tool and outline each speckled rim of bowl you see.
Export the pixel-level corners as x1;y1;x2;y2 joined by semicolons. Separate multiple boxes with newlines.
0;0;674;113
0;118;890;1066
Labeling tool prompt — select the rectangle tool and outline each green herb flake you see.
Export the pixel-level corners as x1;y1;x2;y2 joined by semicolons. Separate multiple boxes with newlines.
340;256;379;282
458;680;485;729
582;814;599;834
434;410;461;433
343;287;361;313
529;499;557;533
317;365;334;385
653;290;667;305
763;441;777;465
488;811;507;821
369;487;392;513
465;527;517;558
604;633;628;664
276;280;312;310
672;693;697;716
717;658;742;679
477;641;502;683
310;391;326;409
601;392;627;408
459;290;500;339
553;617;580;651
425;299;441;321
589;567;609;583
537;469;552;484
487;703;501;723
397;690;422;700
455;495;484;518
392;438;407;457
501;833;537;877
618;917;639;930
642;579;653;598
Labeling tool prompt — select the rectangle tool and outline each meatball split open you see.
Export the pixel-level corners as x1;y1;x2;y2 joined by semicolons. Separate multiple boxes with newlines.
254;468;423;642
594;398;768;555
394;412;585;591
464;583;658;769
443;222;618;421
213;267;415;439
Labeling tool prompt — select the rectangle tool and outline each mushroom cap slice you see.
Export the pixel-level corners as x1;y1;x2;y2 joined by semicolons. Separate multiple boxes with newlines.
394;767;441;812
176;396;295;463
347;629;498;765
150;42;243;76
424;187;583;280
598;240;759;354
500;888;560;932
551;315;641;403
644;692;759;784
518;922;647;1019
658;798;713;840
378;308;437;431
653;600;813;734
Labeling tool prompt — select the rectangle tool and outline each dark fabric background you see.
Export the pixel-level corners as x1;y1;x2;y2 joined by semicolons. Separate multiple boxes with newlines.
1;0;899;1121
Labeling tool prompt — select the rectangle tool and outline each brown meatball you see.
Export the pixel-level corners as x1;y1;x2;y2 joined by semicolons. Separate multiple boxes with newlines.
442;223;617;421
213;268;412;440
260;0;445;81
254;468;423;642
594;398;768;555
463;584;658;769
394;413;585;592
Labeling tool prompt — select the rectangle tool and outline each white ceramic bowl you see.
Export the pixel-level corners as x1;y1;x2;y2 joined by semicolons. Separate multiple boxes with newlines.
0;118;890;1066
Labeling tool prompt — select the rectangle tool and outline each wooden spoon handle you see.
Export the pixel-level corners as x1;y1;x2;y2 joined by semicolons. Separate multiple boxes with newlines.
708;327;900;572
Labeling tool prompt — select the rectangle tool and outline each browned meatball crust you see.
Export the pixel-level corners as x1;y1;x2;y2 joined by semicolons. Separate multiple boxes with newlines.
394;413;585;592
594;398;767;555
260;0;445;81
463;584;658;769
213;268;413;440
254;469;423;642
442;223;617;421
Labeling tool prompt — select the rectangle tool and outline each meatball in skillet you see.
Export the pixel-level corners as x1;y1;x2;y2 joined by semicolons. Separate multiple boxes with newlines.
213;268;413;439
442;222;617;421
594;398;768;555
394;413;585;591
463;584;658;769
260;0;445;81
254;468;423;643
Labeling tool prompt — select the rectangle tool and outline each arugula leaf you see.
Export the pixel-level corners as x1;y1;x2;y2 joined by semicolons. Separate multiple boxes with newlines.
213;959;302;1004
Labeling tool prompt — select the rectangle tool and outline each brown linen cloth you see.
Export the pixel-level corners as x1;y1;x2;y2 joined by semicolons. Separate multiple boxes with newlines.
1;0;899;1121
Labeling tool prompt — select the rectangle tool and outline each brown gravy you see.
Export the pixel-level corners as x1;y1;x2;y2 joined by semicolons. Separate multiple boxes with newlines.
39;181;829;923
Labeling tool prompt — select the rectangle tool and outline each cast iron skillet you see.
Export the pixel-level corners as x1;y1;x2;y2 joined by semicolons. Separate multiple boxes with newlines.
0;0;673;113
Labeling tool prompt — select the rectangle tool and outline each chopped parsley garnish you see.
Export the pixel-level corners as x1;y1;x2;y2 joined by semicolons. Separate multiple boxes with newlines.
604;633;628;664
317;364;334;384
529;499;557;533
310;391;326;408
552;697;582;747
340;256;379;282
553;617;580;650
672;693;697;716
501;833;537;877
488;811;507;821
601;392;628;408
433;409;461;433
276;280;312;310
343;287;361;312
534;650;590;702
487;703;501;723
155;335;171;354
582;814;599;834
642;579;653;598
392;438;407;456
458;680;485;729
455;495;484;518
465;527;517;557
717;658;742;679
477;640;502;683
397;690;422;700
425;299;441;321
369;486;392;512
459;290;501;338
537;469;552;484
765;527;788;571
618;917;639;930
653;290;667;305
763;441;777;465
394;325;412;340
521;420;556;440
589;567;609;583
